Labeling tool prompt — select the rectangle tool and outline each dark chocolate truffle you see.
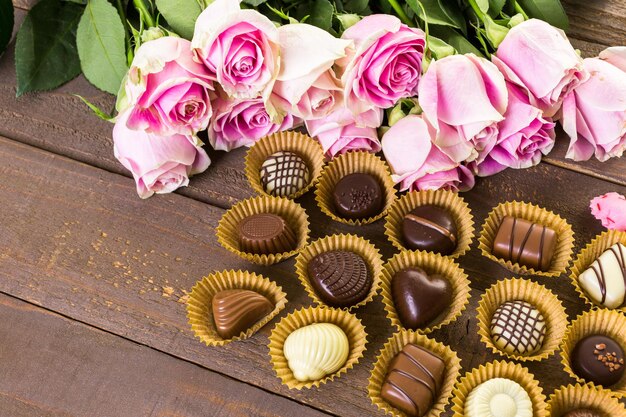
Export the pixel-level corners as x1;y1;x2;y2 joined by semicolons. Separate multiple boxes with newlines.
332;173;383;219
260;151;310;197
401;205;458;255
562;409;602;417
571;334;625;387
489;300;546;356
307;250;372;307
381;343;446;417
492;216;557;271
391;268;452;329
212;289;274;339
237;213;297;254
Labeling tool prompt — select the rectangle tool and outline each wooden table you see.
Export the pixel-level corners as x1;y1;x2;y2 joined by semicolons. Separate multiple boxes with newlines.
1;3;625;416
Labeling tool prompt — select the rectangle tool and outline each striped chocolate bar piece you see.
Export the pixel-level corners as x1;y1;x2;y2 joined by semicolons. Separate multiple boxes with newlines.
492;216;557;271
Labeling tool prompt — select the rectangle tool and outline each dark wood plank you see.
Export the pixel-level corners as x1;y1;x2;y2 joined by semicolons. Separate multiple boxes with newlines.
0;136;625;416
0;293;331;417
562;0;626;47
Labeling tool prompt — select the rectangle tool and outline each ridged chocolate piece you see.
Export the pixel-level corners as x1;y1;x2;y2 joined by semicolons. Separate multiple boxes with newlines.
237;213;297;254
490;300;546;356
260;151;310;197
212;289;274;339
307;251;371;307
562;409;602;417
332;173;383;219
401;205;458;255
492;216;557;271
578;243;626;309
381;343;446;417
571;335;625;387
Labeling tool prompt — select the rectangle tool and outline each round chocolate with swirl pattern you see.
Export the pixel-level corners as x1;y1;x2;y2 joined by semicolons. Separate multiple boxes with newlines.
490;300;546;356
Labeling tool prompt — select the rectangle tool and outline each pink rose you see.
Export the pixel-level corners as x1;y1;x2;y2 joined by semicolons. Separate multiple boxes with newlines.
590;192;626;231
382;115;475;192
492;19;588;117
338;14;426;114
600;47;626;72
562;57;626;161
208;97;296;152
191;0;279;99
113;111;210;199
117;36;214;136
271;24;351;120
473;83;556;177
305;107;382;158
418;53;508;164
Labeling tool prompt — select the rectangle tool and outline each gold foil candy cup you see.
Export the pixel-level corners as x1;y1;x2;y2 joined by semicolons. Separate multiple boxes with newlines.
267;306;367;389
451;360;548;417
368;330;461;417
186;270;288;346
294;233;383;311
315;151;397;225
477;277;567;362
245;131;325;199
380;250;470;334
547;383;626;417
216;195;310;265
384;190;474;258
569;230;626;311
559;308;626;397
478;201;575;277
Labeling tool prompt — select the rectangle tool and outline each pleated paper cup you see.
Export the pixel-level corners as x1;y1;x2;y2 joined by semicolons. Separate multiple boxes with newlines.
245;131;325;199
294;234;383;311
368;330;461;417
268;306;367;389
384;190;474;258
451;360;548;417
216;195;310;265
547;383;626;417
569;230;626;311
477;278;567;362
380;250;470;334
315;151;397;225
560;309;626;397
186;270;288;346
478;201;575;277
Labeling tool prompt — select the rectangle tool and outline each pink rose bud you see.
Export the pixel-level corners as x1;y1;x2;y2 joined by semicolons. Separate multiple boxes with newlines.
590;192;626;232
418;53;508;164
191;0;280;99
117;36;214;137
492;19;588;117
113;111;211;199
562;57;626;162
338;14;426;114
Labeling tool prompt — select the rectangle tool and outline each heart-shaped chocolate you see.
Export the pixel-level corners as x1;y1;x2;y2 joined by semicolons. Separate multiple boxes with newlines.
391;267;453;329
212;289;274;339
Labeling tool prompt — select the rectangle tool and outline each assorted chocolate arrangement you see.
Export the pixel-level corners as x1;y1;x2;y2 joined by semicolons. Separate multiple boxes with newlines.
196;135;626;416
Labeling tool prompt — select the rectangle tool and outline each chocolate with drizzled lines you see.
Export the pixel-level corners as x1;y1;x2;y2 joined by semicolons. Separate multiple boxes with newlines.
578;242;626;309
492;216;557;271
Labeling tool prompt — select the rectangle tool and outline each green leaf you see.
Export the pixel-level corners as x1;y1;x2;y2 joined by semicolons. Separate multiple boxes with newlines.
15;0;83;96
407;0;467;34
76;0;128;95
343;0;368;14
488;0;506;16
307;0;333;31
74;94;114;120
430;25;484;57
516;0;568;29
155;0;201;39
0;0;13;56
476;0;489;13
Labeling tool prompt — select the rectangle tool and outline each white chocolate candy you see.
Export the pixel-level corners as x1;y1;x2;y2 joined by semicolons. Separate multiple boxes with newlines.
578;243;626;309
465;378;532;417
283;323;349;382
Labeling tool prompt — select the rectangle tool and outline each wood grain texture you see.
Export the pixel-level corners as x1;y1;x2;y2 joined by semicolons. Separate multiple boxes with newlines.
0;293;330;417
0;136;625;416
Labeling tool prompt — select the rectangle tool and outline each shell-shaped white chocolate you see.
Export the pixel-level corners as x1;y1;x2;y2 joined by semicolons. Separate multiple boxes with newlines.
465;378;532;417
579;243;626;309
283;323;349;382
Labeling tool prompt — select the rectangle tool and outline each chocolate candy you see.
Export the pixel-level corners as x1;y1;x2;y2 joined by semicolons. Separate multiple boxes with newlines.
562;409;601;417
464;378;532;417
283;323;349;382
237;213;297;254
381;343;445;417
212;289;274;339
492;216;557;271
391;268;452;329
578;243;626;309
260;151;310;197
401;205;458;255
490;300;546;356
571;334;625;387
332;173;383;219
307;251;372;307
